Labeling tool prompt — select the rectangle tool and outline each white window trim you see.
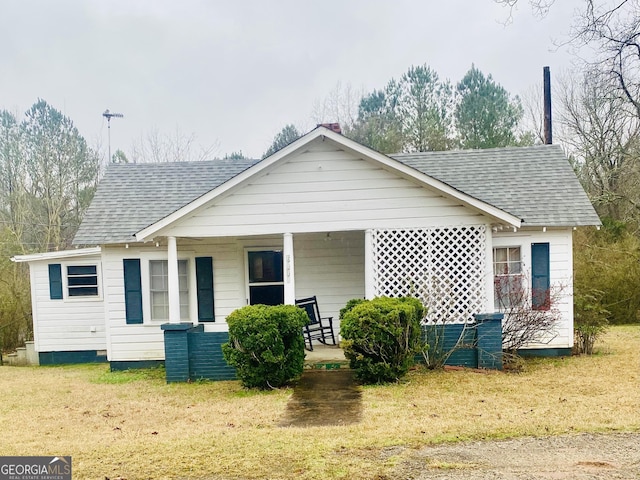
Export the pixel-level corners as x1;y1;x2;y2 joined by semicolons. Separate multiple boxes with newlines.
493;246;523;310
139;251;197;325
491;238;532;311
244;247;283;305
59;261;103;302
149;259;189;322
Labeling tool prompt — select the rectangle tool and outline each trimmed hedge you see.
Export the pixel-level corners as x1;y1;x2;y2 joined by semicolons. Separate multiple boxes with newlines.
222;304;307;389
340;296;426;384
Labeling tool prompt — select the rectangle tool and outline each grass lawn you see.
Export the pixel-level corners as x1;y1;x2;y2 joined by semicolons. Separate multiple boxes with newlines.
1;325;638;480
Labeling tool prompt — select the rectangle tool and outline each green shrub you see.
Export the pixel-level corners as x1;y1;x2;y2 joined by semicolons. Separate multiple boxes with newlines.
574;290;609;355
574;225;640;324
340;296;426;384
222;304;307;389
339;298;366;319
0;255;32;353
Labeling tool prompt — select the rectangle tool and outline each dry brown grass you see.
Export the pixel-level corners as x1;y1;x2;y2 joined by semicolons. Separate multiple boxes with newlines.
1;326;638;480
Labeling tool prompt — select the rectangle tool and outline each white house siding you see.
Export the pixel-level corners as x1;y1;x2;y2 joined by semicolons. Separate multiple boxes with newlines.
102;238;246;361
104;227;574;361
104;244;168;362
101;236;277;359
103;232;364;360
293;231;365;336
163;139;488;238
493;228;574;349
28;256;106;353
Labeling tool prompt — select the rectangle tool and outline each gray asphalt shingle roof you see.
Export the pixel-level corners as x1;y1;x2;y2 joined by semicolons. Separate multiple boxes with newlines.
391;144;601;228
73;143;600;246
73;158;259;245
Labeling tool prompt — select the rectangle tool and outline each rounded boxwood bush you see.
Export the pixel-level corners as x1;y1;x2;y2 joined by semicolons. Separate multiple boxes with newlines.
222;304;307;389
340;296;426;384
339;297;366;319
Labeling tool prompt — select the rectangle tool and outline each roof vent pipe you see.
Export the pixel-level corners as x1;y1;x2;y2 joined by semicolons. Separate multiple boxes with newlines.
543;66;552;145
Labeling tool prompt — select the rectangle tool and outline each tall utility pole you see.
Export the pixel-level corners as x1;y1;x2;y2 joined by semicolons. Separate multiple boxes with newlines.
102;109;124;162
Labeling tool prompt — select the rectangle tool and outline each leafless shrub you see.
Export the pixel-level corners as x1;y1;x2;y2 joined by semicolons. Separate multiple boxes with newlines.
495;274;565;353
419;275;478;369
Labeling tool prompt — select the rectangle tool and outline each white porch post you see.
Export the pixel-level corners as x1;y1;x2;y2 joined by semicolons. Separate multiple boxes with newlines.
365;229;375;300
283;233;295;305
484;226;495;312
167;236;181;324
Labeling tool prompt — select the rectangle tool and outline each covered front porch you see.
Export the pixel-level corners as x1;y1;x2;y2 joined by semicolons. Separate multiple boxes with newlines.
150;224;496;381
157;229;367;333
157;224;493;331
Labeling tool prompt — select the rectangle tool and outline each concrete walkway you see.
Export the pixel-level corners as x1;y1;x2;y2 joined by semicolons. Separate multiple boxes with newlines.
279;369;362;427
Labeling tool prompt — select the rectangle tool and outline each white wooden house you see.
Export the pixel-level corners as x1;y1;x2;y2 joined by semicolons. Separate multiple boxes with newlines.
13;126;600;368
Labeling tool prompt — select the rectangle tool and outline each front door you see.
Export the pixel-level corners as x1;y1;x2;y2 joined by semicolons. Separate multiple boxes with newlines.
246;250;284;305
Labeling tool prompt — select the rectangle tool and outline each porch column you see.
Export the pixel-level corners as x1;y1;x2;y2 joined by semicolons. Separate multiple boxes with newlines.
283;233;295;305
167;236;181;324
364;229;375;300
485;226;495;312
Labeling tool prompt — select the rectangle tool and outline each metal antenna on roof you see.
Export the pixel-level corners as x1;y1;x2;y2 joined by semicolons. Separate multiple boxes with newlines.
103;109;124;163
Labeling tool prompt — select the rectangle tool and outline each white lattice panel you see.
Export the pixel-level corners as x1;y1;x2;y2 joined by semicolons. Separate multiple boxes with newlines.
372;226;487;323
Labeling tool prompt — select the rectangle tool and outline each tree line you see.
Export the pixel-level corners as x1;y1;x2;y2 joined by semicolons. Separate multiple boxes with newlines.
0;100;101;353
264;64;531;158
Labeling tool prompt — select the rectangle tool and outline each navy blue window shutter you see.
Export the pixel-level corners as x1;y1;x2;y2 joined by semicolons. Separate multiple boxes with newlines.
196;256;215;322
48;264;63;300
531;243;550;311
123;259;143;324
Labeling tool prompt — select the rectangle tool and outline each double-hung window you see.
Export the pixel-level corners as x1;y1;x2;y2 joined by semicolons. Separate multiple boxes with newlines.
149;259;189;321
493;247;522;309
124;255;215;325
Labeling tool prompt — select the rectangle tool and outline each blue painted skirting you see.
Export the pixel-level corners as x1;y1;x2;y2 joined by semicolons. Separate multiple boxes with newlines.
162;316;506;382
423;323;477;367
517;347;572;357
188;331;236;381
422;313;504;369
39;350;107;365
162;323;236;382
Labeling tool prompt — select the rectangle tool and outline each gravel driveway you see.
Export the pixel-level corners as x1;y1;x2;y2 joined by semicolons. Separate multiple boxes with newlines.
390;432;640;479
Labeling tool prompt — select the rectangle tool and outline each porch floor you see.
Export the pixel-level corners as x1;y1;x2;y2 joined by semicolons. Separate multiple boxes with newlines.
303;344;348;369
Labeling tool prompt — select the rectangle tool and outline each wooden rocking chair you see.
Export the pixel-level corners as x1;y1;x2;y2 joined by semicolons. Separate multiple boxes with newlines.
295;296;336;351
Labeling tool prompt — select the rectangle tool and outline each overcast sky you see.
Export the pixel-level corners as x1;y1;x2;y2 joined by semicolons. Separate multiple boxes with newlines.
0;1;585;160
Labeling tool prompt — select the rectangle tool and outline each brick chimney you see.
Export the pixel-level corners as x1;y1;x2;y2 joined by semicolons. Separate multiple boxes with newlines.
543;66;552;144
317;123;342;134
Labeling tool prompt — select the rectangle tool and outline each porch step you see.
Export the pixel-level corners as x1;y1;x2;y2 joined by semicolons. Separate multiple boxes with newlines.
303;344;349;370
3;348;28;366
303;360;350;370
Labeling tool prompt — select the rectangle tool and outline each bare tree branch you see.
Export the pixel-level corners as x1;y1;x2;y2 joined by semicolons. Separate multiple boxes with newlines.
129;126;219;163
556;71;640;223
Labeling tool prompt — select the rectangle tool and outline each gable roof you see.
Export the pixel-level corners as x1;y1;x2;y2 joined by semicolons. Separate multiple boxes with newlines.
392;144;601;227
133;128;522;242
73;158;259;245
73;128;599;246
